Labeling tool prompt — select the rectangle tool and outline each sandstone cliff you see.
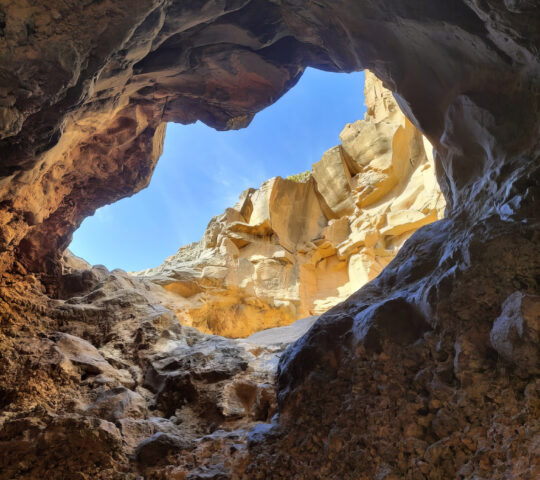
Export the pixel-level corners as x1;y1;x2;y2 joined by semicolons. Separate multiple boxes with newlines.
137;72;445;338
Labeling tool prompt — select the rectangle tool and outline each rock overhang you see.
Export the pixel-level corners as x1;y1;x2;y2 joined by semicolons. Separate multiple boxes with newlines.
0;0;538;277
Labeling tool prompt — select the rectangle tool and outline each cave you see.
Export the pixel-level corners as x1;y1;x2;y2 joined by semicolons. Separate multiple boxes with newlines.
0;1;539;479
66;68;444;339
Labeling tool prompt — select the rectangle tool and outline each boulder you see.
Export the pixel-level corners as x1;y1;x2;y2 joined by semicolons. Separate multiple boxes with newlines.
135;432;191;466
85;387;147;422
490;292;540;377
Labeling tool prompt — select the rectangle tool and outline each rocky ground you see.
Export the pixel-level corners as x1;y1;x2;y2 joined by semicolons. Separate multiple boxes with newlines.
0;0;539;478
1;230;538;479
0;262;319;479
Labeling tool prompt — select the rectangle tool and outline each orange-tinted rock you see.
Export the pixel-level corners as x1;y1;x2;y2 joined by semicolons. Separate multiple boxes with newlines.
135;73;444;337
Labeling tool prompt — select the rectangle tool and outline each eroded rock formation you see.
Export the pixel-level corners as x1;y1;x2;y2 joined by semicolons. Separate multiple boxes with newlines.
0;259;320;478
0;1;539;479
137;71;444;337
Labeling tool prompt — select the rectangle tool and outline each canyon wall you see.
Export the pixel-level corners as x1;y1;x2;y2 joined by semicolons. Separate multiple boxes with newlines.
138;71;445;338
0;1;539;479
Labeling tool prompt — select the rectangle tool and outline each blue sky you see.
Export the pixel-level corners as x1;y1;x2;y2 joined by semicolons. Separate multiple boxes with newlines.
70;68;366;271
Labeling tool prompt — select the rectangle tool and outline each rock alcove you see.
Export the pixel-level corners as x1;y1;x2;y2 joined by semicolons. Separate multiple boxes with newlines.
0;1;539;479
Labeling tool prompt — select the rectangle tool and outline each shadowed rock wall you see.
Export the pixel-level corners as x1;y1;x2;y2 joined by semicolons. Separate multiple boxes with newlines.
0;1;539;479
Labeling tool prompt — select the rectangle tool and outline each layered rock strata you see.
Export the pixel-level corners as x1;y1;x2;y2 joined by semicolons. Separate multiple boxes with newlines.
0;1;539;479
138;72;444;337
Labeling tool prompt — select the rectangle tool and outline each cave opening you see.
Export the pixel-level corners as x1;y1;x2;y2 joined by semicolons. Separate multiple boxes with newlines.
62;68;445;341
1;1;538;478
69;68;368;271
48;66;447;457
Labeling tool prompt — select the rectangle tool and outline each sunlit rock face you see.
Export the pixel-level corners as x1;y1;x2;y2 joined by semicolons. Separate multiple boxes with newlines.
0;0;539;479
137;72;444;338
